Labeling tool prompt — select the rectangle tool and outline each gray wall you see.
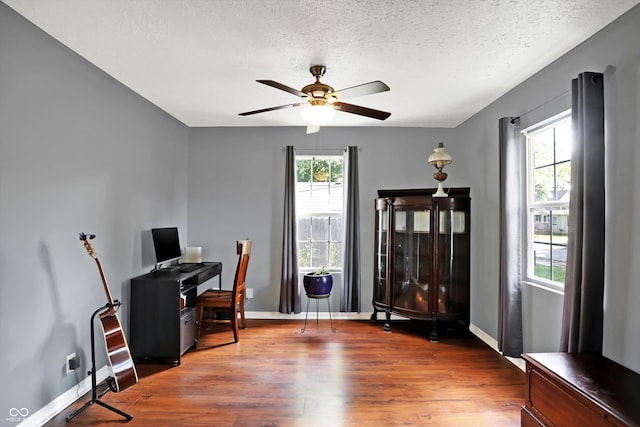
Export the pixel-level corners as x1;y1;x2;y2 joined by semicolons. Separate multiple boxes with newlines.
454;5;640;370
187;127;457;311
3;0;640;423
0;3;189;421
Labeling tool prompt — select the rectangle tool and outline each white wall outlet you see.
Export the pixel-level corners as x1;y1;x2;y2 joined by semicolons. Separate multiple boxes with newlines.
65;352;77;375
245;288;254;299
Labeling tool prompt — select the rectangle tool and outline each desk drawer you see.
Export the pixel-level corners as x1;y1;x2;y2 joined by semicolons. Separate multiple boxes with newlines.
179;307;196;355
196;264;220;284
182;263;221;286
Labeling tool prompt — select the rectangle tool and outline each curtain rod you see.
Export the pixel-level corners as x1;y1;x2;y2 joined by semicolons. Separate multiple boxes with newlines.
515;88;570;122
281;147;362;152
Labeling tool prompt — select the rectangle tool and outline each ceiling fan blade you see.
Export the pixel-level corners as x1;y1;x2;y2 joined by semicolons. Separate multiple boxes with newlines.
331;81;390;100
257;80;307;98
239;102;306;116
333;102;391;121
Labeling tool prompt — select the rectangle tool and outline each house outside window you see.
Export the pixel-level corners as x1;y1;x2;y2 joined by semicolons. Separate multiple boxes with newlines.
526;115;571;289
295;155;344;275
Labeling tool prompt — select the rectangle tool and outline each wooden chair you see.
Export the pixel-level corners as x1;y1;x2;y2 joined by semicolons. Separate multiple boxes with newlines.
197;239;251;344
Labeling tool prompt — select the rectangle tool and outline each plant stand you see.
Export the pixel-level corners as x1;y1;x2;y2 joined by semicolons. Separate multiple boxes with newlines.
301;293;336;333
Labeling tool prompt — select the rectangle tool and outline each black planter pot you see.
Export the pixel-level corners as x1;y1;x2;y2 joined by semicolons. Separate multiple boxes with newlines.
303;273;333;296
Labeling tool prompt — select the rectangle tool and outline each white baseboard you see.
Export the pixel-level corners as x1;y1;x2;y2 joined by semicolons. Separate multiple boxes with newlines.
469;323;525;371
244;311;407;320
18;366;111;427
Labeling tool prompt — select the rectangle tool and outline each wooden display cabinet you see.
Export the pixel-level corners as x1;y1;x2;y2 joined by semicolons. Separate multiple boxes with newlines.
371;188;470;341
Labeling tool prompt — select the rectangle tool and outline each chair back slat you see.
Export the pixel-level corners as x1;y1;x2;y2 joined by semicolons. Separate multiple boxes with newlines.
233;240;251;298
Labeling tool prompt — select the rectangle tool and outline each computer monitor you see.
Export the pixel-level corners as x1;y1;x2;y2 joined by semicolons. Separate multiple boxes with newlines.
151;227;182;265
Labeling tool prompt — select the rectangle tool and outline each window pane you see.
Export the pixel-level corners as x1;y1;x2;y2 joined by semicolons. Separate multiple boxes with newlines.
311;242;329;268
556;162;571;198
330;159;343;183
534;242;567;284
311;217;328;240
313;159;329;182
549;245;567;283
298;242;312;268
298;217;311;241
296;159;311;182
532;129;554;167
555;121;572;162
551;207;569;237
327;183;343;212
532;208;551;244
533;165;555;202
329;242;342;268
532;242;552;280
329;217;343;242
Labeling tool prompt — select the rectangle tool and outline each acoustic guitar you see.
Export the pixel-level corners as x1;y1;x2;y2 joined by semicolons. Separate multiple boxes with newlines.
80;232;138;392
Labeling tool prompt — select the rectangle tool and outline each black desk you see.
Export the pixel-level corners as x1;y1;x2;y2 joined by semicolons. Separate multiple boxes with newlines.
129;262;221;364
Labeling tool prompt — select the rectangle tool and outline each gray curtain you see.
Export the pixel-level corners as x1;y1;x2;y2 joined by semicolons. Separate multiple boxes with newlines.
498;117;524;357
340;146;361;312
560;72;605;353
279;146;301;313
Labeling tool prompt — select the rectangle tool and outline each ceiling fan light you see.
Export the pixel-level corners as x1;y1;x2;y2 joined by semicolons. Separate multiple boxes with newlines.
300;104;336;126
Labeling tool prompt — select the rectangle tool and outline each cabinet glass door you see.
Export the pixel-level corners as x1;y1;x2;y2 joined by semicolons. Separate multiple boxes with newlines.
392;207;432;312
437;210;469;315
373;202;388;304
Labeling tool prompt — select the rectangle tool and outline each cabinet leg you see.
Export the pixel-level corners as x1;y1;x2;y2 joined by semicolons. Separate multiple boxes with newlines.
370;309;378;321
429;317;439;342
383;310;392;332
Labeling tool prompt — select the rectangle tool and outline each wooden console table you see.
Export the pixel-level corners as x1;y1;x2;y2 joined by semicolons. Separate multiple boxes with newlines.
522;352;640;426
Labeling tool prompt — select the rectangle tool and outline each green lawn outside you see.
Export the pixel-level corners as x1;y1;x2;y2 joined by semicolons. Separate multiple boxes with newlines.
534;263;566;284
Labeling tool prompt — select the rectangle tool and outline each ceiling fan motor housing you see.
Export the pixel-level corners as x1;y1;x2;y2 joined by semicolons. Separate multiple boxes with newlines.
302;65;335;102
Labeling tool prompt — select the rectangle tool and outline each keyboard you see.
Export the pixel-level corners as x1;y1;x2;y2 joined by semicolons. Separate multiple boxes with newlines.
178;263;202;273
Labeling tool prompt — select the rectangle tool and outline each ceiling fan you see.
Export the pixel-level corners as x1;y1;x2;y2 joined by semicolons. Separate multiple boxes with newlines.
239;65;391;133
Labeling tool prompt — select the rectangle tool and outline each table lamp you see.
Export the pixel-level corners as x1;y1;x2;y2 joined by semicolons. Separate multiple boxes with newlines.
427;142;452;197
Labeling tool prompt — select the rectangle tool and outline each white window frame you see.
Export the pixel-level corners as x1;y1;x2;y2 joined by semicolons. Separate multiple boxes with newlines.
524;112;571;292
295;152;345;276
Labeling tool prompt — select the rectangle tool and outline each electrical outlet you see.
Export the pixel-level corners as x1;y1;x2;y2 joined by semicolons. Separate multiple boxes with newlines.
245;288;254;299
66;352;78;375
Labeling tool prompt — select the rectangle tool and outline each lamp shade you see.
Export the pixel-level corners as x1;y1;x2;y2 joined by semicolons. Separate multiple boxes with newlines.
300;104;336;126
427;142;452;168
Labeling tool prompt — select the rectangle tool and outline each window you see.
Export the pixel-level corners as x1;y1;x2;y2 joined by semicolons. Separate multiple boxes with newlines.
526;116;571;288
295;155;344;274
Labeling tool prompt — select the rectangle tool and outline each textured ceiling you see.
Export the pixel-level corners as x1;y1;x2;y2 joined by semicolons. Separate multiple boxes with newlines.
3;0;639;128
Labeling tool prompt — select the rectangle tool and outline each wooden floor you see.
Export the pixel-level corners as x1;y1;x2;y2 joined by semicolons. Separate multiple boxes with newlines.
47;319;525;426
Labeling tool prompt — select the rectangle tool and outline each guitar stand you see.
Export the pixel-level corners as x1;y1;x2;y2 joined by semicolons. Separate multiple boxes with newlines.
66;302;133;422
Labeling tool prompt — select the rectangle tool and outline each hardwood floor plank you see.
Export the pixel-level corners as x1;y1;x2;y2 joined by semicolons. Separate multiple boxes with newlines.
46;320;524;426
